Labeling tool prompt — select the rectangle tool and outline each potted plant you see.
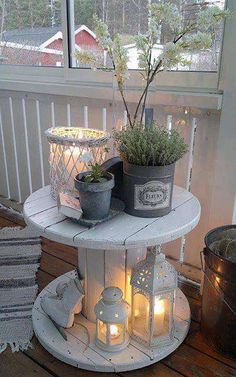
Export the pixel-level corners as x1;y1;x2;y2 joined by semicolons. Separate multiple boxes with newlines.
76;3;229;217
75;163;114;220
113;124;187;217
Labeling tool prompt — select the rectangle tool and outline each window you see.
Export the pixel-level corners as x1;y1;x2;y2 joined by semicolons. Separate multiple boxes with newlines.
70;0;226;72
0;0;64;67
0;0;230;98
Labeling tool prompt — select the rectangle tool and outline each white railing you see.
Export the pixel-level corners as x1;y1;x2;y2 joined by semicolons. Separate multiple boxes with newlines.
0;89;224;278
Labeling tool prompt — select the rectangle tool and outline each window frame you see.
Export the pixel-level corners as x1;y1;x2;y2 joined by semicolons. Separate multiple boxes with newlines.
0;0;228;108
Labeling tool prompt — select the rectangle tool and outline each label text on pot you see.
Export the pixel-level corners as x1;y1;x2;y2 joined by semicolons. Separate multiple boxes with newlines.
134;181;171;210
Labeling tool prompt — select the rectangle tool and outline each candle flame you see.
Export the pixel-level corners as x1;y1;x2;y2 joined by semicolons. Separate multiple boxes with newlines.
154;297;165;315
110;324;119;337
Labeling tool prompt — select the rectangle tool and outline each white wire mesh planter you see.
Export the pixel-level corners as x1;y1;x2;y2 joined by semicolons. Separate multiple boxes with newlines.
45;127;110;199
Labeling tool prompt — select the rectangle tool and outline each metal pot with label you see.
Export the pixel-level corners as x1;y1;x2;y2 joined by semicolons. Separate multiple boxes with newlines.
123;161;175;218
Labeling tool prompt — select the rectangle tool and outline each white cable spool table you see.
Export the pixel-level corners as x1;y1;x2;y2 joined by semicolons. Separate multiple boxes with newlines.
24;185;201;372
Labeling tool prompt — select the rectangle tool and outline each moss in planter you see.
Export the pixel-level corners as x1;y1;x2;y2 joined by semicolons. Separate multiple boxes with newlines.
113;124;188;166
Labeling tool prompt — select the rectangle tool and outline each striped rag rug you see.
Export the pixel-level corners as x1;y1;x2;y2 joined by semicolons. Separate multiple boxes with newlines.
0;225;41;353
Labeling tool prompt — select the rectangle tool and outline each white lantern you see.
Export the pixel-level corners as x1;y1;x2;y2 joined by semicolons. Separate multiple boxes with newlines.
131;246;177;348
45;127;110;199
94;287;130;352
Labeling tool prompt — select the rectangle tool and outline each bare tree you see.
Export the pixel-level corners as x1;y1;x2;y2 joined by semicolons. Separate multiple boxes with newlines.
130;0;142;33
0;0;6;43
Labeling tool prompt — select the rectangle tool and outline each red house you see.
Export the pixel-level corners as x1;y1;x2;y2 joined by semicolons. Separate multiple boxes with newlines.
0;25;101;67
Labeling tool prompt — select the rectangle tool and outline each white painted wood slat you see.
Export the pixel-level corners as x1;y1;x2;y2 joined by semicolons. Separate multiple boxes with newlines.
179;117;198;263
23;185;200;250
51;101;56;127
102;108;107;131
126;197;200;248
105;249;126;295
24;185;51;203
67;103;71;127
0;105;10;198
82;249;105;322
22;98;33;195
84;106;88;128
9;97;22;202
36;100;45;187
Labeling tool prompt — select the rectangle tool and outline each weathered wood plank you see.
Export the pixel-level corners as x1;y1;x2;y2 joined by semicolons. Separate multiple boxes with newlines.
41;238;77;266
44;219;86;247
24;195;57;217
187;296;201;323
0;217;18;228
24;185;51;204
40;251;75;278
121;362;184;377
25;337;118;377
168;257;201;283
29;206;65;228
162;343;235;377
126;197;200;249
74;187;197;250
0;207;25;226
23;185;200;251
0;348;54;377
186;322;236;370
178;281;201;302
37;269;55;292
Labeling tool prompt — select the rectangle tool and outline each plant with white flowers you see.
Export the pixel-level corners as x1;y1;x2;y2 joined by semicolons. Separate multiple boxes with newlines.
76;2;230;127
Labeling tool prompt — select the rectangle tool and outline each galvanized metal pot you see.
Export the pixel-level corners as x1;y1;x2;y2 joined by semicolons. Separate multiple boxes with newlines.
123;161;175;218
201;225;236;359
75;172;114;220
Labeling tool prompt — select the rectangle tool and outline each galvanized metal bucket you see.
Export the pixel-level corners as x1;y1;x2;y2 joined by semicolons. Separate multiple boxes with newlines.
123;161;175;218
201;225;236;359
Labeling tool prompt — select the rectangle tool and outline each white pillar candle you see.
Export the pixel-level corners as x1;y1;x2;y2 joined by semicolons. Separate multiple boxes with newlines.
153;297;165;336
64;146;84;178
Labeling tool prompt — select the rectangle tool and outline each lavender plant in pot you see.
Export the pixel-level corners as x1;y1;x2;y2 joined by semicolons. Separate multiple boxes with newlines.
76;3;230;217
75;163;114;220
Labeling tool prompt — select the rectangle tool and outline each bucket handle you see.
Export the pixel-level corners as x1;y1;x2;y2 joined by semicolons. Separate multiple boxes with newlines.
200;250;236;317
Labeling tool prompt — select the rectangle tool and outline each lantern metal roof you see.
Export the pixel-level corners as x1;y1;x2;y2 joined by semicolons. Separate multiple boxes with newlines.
94;287;130;323
131;250;177;295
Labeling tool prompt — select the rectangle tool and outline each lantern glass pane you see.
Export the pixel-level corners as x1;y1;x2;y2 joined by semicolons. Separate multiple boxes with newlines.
97;319;107;344
108;323;124;345
152;292;173;340
133;292;150;341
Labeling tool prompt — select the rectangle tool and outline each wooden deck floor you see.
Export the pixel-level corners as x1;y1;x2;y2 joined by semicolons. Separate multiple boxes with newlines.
0;207;236;377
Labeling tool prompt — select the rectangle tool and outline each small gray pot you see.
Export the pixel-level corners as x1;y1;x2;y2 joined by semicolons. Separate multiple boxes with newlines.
75;172;115;220
123;161;175;218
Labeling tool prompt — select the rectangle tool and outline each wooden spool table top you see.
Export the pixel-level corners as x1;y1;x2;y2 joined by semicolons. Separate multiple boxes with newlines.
23;185;201;250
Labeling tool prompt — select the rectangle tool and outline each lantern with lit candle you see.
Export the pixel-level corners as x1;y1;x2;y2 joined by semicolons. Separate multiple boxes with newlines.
131;246;177;348
45;127;110;199
94;287;130;352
